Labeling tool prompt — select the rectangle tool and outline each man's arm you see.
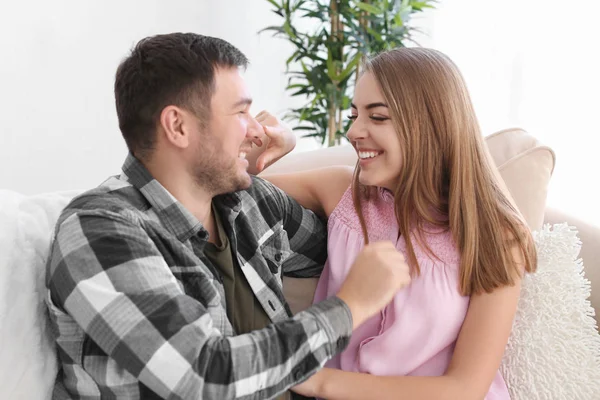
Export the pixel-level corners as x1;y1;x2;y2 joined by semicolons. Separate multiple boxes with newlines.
254;175;343;279
47;210;352;399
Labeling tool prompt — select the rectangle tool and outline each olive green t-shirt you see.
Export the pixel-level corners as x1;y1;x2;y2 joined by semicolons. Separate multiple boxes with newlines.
204;205;291;400
203;204;272;334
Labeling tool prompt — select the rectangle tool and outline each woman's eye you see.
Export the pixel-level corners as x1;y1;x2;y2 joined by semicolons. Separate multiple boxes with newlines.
348;114;389;122
370;115;389;121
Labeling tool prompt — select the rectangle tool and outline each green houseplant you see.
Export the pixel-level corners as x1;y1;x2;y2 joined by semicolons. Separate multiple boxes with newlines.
261;0;436;146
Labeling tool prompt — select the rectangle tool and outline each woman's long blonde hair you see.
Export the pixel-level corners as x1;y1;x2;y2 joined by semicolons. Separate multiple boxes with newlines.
352;48;536;296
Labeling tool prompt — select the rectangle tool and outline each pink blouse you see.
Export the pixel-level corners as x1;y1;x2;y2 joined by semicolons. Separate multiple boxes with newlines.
313;187;509;399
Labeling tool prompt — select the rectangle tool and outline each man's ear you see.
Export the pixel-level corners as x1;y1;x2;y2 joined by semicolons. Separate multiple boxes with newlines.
159;105;191;149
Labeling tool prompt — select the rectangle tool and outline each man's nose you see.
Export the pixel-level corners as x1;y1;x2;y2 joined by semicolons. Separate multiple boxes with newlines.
247;115;264;139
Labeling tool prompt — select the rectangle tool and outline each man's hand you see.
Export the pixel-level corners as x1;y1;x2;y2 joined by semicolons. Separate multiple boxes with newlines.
249;110;297;173
337;241;411;330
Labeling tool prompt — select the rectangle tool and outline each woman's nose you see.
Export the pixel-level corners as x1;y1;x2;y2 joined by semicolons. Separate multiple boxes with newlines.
346;118;367;141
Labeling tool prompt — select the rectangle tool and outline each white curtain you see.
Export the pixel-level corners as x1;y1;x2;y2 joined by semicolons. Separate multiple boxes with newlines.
412;0;600;225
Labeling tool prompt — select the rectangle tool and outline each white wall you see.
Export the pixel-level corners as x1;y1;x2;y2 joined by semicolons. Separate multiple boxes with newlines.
2;0;598;227
0;0;313;195
411;0;600;225
193;1;319;151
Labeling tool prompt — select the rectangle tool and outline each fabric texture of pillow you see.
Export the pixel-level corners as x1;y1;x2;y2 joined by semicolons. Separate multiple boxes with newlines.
0;190;77;400
500;223;600;399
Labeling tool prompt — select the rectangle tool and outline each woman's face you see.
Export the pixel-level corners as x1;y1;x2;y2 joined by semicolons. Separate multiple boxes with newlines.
347;71;402;191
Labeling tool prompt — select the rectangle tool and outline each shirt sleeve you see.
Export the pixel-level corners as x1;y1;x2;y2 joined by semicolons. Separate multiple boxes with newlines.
47;210;352;400
257;177;329;278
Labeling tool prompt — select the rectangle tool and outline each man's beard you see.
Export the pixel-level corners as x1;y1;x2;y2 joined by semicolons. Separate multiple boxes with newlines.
189;136;252;196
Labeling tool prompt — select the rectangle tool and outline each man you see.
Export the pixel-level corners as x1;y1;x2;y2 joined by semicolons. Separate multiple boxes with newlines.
45;33;409;399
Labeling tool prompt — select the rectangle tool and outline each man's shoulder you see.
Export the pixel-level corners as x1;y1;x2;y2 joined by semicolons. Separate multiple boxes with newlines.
243;175;294;213
212;176;289;234
57;176;148;228
230;175;281;208
247;175;279;195
234;175;327;234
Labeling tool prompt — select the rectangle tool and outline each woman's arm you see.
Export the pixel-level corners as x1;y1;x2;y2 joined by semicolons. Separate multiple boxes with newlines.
261;166;354;218
245;110;354;217
295;251;523;400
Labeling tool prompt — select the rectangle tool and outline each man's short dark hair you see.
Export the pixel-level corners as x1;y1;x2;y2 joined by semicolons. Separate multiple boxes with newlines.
114;33;249;159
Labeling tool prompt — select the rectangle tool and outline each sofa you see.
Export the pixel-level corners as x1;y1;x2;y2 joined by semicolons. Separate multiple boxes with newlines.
1;127;599;399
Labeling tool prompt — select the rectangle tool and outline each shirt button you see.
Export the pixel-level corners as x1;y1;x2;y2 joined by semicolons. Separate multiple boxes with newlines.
274;253;282;262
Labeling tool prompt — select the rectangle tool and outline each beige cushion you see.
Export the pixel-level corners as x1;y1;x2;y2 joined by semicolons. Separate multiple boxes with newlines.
268;128;556;314
264;143;358;174
486;128;556;231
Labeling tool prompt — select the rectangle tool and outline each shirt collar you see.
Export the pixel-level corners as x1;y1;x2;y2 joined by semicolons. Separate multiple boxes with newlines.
120;153;204;242
120;153;244;242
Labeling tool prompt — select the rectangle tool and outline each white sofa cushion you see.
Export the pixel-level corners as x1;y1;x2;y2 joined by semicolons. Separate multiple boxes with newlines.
0;190;78;400
545;207;600;321
500;223;600;399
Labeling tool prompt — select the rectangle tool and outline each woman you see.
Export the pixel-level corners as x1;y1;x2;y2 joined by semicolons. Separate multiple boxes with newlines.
260;48;536;399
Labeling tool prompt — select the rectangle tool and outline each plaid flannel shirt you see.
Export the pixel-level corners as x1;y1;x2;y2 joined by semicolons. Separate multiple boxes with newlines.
45;154;352;399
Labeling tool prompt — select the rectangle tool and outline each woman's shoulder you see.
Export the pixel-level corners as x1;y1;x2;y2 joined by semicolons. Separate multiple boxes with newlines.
316;165;354;217
329;186;398;239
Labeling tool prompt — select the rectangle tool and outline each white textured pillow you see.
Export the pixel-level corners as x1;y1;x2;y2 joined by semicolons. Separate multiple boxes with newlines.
0;190;78;400
500;223;600;399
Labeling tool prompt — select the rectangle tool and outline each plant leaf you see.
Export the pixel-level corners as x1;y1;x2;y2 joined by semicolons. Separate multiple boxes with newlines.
338;52;362;82
258;25;285;35
367;27;383;41
292;126;320;131
410;0;435;11
355;2;383;14
326;50;337;81
265;0;281;9
394;11;404;27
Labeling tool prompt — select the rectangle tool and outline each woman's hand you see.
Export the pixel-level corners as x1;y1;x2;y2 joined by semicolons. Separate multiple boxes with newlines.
291;369;329;398
250;110;297;173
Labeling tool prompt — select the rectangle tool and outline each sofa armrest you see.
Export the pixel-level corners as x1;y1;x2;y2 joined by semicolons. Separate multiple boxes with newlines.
544;207;600;322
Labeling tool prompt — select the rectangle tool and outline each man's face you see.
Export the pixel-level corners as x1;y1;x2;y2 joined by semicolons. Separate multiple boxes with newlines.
189;67;261;195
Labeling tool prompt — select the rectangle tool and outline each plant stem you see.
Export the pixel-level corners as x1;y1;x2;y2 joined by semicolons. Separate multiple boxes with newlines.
356;0;369;84
328;0;340;147
328;103;337;147
336;105;343;144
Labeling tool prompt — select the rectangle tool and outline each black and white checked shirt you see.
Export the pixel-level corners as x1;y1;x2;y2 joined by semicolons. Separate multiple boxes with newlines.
45;154;352;399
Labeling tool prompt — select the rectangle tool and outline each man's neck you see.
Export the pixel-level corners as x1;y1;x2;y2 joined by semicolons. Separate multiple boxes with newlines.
144;157;214;229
